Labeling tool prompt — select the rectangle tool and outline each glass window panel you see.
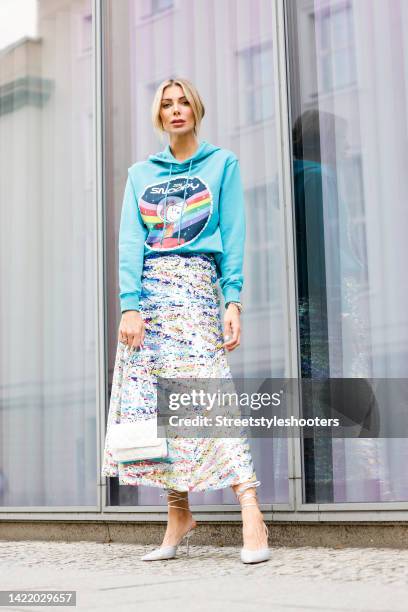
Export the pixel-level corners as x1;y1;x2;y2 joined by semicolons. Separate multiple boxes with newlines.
238;49;252;84
319;12;330;50
254;88;263;122
332;6;351;47
332;50;345;86
0;0;97;507
260;45;273;84
253;48;262;85
152;0;173;13
321;55;332;91
103;0;290;507
333;49;351;87
287;0;408;503
261;83;274;119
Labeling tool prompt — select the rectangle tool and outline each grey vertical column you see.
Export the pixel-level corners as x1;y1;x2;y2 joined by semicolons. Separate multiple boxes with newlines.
94;0;108;512
272;0;304;512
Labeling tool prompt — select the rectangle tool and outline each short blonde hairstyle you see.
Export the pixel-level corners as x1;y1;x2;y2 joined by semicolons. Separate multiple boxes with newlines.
151;78;205;139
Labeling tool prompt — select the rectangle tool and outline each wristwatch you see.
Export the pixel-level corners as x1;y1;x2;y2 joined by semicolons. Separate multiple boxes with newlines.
225;301;243;313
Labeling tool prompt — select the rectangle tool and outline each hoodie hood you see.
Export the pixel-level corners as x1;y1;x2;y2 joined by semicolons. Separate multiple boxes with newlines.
148;139;221;169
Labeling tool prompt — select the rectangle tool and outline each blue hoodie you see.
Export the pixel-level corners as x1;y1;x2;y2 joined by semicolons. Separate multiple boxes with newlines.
118;139;246;312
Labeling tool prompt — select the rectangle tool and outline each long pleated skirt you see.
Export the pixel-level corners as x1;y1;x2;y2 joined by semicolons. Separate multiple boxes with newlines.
101;252;258;492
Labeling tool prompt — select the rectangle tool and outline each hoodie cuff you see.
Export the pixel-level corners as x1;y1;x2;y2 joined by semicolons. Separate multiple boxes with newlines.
120;293;141;313
223;286;241;306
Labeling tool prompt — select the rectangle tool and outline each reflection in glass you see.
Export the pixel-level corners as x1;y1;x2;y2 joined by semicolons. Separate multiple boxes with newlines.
287;0;408;502
0;0;96;507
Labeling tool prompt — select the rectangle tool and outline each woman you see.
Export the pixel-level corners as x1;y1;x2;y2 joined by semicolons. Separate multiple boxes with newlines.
101;77;270;564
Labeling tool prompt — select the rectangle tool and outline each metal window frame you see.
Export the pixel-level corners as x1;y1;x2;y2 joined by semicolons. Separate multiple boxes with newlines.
95;0;108;515
2;0;408;523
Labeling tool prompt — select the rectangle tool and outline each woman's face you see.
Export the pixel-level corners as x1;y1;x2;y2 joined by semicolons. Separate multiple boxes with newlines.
160;84;195;136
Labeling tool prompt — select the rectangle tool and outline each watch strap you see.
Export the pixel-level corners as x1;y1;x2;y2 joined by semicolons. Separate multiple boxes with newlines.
225;301;243;313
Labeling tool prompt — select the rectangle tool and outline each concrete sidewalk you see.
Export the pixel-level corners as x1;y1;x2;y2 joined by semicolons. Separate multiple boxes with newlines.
1;541;408;611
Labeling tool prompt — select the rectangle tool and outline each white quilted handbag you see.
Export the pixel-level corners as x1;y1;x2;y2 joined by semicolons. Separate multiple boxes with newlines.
109;416;168;462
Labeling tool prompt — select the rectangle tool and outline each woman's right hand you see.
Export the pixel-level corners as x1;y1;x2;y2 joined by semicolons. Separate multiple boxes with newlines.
118;310;145;351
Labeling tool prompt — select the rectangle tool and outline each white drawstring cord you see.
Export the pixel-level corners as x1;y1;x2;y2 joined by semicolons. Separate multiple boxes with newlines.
160;163;173;246
177;159;193;245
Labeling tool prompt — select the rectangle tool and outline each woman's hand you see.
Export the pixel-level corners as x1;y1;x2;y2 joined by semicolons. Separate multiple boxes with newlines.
223;304;241;352
118;310;145;351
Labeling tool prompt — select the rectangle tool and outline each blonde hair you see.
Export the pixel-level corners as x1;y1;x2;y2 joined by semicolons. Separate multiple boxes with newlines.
151;78;205;140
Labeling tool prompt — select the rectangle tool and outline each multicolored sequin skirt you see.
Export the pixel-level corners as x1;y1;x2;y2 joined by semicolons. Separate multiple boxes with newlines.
101;252;258;492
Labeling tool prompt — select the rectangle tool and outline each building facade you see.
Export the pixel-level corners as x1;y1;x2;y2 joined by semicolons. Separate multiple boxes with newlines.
1;0;408;522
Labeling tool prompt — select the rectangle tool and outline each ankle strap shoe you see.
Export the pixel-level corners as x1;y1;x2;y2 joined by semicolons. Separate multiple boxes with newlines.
235;480;271;564
141;488;196;561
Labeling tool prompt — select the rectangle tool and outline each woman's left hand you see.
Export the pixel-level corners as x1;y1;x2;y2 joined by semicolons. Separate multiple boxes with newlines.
223;304;241;351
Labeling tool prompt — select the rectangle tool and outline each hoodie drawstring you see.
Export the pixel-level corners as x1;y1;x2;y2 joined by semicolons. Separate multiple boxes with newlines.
160;163;173;246
177;159;193;245
160;158;193;247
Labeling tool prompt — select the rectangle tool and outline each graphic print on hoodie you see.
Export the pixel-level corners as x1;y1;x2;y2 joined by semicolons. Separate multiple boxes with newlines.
138;173;213;250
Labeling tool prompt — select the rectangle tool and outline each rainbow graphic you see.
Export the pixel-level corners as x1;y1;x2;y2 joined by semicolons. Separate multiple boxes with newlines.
138;176;213;250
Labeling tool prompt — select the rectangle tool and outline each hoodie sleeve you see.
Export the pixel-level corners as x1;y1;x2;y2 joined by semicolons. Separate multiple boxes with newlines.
214;157;246;305
118;169;148;313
